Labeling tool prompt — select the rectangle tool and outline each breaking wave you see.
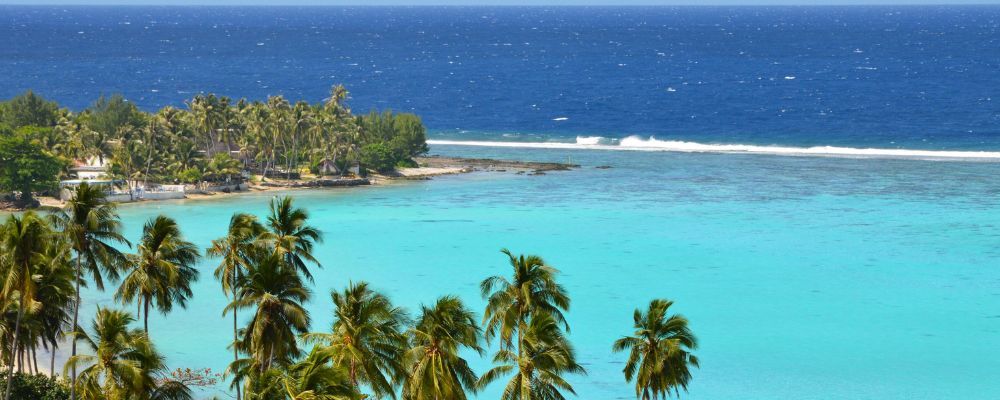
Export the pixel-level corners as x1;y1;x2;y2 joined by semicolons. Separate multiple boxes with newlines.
427;135;1000;161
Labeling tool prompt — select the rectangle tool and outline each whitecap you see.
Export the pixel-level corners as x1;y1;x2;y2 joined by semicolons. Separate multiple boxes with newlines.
427;137;1000;162
575;136;603;145
552;117;569;121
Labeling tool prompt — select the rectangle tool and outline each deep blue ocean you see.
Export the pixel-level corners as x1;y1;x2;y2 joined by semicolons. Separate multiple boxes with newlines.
5;6;1000;400
3;5;1000;150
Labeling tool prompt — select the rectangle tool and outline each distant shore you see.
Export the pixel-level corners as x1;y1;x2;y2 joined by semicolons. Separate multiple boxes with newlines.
12;156;578;212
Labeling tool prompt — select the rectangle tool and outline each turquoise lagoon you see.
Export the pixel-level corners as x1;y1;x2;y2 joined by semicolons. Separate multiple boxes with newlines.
74;145;1000;399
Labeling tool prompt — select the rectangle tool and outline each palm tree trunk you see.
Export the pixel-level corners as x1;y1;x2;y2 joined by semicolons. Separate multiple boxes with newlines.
32;346;38;375
232;269;241;400
518;321;529;400
71;254;81;400
144;297;150;333
49;341;55;379
4;302;26;400
143;143;153;191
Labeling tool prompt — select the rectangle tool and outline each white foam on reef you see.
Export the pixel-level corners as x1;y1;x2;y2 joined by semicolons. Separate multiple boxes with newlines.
428;135;1000;161
575;136;604;145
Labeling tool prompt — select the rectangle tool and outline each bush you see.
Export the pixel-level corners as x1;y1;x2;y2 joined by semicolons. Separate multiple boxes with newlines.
0;372;70;400
395;158;418;168
0;132;63;205
176;167;203;184
360;143;396;173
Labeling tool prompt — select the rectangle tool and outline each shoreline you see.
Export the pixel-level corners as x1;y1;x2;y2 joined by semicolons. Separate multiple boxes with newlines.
7;156;577;212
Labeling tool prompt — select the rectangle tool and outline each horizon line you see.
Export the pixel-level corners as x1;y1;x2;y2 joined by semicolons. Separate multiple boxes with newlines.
3;2;1000;6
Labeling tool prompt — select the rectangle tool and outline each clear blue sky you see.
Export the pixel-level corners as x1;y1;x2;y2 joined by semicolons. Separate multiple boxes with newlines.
1;0;998;5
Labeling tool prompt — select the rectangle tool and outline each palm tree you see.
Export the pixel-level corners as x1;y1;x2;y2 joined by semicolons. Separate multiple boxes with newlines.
0;212;51;400
208;213;265;400
115;216;201;333
188;94;222;157
480;249;571;350
263;96;292;180
612;299;699;400
402;296;483;400
51;181;130;400
267;196;322;282
226;253;310;374
302;282;407;399
280;348;361;400
478;249;583;400
476;313;586;400
65;308;192;400
32;236;78;378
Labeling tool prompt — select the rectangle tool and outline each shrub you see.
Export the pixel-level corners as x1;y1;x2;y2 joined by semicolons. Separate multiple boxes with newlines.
360;142;396;173
177;167;203;184
0;372;70;400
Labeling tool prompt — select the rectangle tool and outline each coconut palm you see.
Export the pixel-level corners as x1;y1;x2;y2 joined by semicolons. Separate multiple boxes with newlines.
115;216;201;333
226;253;310;373
612;299;699;400
188;94;222;157
208;213;266;400
480;249;571;350
266;196;322;282
302;282;407;399
280;348;361;400
51;181;131;399
0;212;51;400
65;307;192;400
402;296;483;400
32;236;78;378
476;313;586;400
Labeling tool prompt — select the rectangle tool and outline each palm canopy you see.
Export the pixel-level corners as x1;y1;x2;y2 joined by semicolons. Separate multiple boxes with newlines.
33;235;78;372
480;248;571;349
266;196;323;282
226;253;311;372
281;348;362;400
477;313;586;400
209;212;267;400
115;215;201;332
0;211;51;309
208;213;267;297
302;281;408;399
51;181;130;291
65;307;192;400
612;299;699;400
402;296;483;400
0;211;53;400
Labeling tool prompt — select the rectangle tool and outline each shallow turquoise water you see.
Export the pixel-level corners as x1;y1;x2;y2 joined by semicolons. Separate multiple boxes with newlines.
76;146;1000;399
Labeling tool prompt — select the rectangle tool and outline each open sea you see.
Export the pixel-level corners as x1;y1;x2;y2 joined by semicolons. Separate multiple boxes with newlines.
4;5;1000;399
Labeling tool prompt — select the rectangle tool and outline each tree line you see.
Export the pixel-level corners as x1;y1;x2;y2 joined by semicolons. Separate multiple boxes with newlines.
0;88;430;206
0;183;698;400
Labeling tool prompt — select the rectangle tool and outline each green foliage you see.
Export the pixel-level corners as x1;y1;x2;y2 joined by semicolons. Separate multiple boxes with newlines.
0;133;64;204
116;215;201;332
359;110;429;171
0;372;70;400
389;112;429;159
360;142;396;173
205;153;241;182
86;94;144;137
0;91;61;129
613;299;699;399
176;168;202;184
0;87;428;194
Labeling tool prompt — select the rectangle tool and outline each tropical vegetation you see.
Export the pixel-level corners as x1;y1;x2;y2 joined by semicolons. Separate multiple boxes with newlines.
0;89;429;207
0;190;698;399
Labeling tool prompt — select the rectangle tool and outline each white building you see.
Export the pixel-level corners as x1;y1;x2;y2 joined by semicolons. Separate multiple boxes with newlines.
72;156;109;180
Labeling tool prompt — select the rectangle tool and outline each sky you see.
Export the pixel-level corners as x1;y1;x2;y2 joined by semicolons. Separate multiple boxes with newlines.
1;0;998;5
